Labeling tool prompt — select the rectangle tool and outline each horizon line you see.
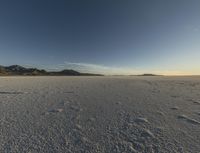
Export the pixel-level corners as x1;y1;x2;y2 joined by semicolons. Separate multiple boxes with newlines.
1;64;200;76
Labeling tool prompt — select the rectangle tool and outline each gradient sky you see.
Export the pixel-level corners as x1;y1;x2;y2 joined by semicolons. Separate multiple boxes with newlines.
0;0;200;75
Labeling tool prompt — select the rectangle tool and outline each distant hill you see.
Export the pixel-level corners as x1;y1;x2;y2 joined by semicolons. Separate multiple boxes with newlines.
0;65;103;76
129;74;163;76
138;74;163;76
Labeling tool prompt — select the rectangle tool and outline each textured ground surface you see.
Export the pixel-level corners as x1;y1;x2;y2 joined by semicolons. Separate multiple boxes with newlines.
0;76;200;153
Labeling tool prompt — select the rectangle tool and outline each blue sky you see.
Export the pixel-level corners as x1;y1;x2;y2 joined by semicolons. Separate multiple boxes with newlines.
0;0;200;75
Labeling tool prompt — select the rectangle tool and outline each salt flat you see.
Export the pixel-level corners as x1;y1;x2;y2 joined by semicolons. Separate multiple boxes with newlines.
0;76;200;153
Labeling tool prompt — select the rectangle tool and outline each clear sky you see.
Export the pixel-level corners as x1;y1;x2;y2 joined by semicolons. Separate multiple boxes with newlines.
0;0;200;75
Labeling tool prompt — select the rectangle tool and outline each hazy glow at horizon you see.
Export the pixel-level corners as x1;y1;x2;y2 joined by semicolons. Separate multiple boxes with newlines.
43;61;199;76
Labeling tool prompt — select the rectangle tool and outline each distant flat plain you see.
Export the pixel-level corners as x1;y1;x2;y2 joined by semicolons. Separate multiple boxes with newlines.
0;76;200;153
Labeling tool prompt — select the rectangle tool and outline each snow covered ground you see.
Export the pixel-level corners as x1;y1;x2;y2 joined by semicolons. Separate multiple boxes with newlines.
0;76;200;153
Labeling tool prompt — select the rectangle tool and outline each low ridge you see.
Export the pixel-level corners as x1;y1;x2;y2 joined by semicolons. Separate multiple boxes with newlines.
0;65;103;76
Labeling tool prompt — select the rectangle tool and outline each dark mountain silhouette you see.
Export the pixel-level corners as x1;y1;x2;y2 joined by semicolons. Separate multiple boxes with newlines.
0;65;103;76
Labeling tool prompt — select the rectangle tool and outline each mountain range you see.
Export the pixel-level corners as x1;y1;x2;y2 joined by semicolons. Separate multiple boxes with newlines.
0;65;103;76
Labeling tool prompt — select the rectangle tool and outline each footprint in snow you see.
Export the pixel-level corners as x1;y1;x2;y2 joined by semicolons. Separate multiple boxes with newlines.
193;101;200;105
48;108;64;113
188;99;200;105
171;106;179;110
141;129;155;138
135;117;149;124
178;114;200;125
41;108;64;115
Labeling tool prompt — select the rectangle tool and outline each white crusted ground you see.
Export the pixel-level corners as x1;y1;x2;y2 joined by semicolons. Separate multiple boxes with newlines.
0;76;200;153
